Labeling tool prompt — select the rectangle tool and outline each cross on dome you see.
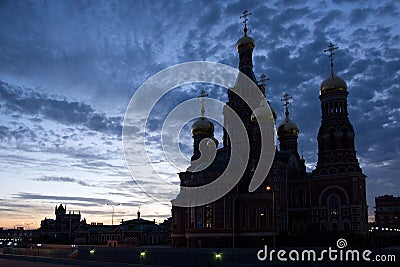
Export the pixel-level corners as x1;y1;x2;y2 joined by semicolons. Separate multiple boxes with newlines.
324;42;339;73
281;92;293;117
258;73;270;87
240;10;251;36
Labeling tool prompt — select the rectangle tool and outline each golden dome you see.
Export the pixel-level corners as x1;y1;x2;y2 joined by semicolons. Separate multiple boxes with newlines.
320;71;347;95
277;116;299;137
236;35;255;51
251;100;276;123
191;117;214;136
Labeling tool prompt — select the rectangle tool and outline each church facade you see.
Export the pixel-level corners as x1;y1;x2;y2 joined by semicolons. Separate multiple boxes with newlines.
171;12;367;248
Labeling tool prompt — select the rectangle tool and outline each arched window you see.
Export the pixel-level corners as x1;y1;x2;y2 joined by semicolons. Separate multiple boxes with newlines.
205;204;213;228
214;200;223;228
328;195;340;215
239;206;247;228
342;128;347;147
329;130;335;150
259;206;267;228
249;206;256;228
196;207;203;228
296;188;303;205
225;197;232;228
190;207;195;228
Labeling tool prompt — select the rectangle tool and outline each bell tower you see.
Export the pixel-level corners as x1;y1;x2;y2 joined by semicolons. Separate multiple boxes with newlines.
312;43;367;235
315;43;361;175
223;10;257;149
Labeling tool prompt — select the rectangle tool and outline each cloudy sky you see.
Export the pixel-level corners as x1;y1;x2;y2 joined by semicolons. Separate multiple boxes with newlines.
0;0;399;228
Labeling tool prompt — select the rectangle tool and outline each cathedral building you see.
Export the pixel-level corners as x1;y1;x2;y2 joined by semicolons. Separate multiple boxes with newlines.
171;11;367;248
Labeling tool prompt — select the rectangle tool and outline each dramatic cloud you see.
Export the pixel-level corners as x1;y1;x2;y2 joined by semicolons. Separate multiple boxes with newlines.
0;81;122;136
34;176;92;187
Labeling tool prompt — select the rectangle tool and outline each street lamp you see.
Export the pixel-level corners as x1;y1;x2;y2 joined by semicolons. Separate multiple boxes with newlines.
215;251;222;262
36;243;42;257
266;185;278;248
140;250;146;264
106;203;121;227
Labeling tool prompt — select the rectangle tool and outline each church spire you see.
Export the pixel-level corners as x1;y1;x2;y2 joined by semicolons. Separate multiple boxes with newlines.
257;73;269;96
324;42;339;78
191;90;216;162
320;42;347;95
235;10;256;82
240;9;251;37
277;93;299;152
281;92;293;117
316;43;360;175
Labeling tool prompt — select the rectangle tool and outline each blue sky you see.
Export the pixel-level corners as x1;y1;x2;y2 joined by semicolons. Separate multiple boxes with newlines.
0;0;399;228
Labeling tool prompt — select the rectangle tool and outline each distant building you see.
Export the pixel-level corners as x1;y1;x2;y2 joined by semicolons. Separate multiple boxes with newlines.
375;195;400;229
75;211;170;246
39;205;170;245
40;204;85;243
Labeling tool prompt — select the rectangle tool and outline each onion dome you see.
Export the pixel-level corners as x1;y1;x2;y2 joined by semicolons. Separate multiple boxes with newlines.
320;42;347;95
236;35;255;51
236;12;254;51
277;115;299;137
192;89;215;136
320;70;347;95
251;99;277;123
277;93;299;137
191;117;214;136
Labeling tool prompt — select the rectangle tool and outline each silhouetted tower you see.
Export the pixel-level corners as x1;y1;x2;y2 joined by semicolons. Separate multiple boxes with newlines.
315;43;361;174
312;43;367;234
55;204;66;222
223;10;257;149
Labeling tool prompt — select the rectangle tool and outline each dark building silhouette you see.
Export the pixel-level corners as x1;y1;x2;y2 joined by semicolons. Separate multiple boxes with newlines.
75;210;170;246
40;204;85;242
39;205;170;245
171;11;367;248
375;195;400;229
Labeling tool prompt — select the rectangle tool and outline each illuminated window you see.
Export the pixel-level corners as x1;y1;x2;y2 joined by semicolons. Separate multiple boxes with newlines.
205;204;213;228
196;207;203;228
328;195;339;215
259;206;267;228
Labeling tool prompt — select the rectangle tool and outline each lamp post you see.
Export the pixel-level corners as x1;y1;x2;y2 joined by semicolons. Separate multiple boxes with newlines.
24;222;34;230
23;223;34;255
36;243;42;257
266;186;277;248
70;244;76;253
106;203;121;227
